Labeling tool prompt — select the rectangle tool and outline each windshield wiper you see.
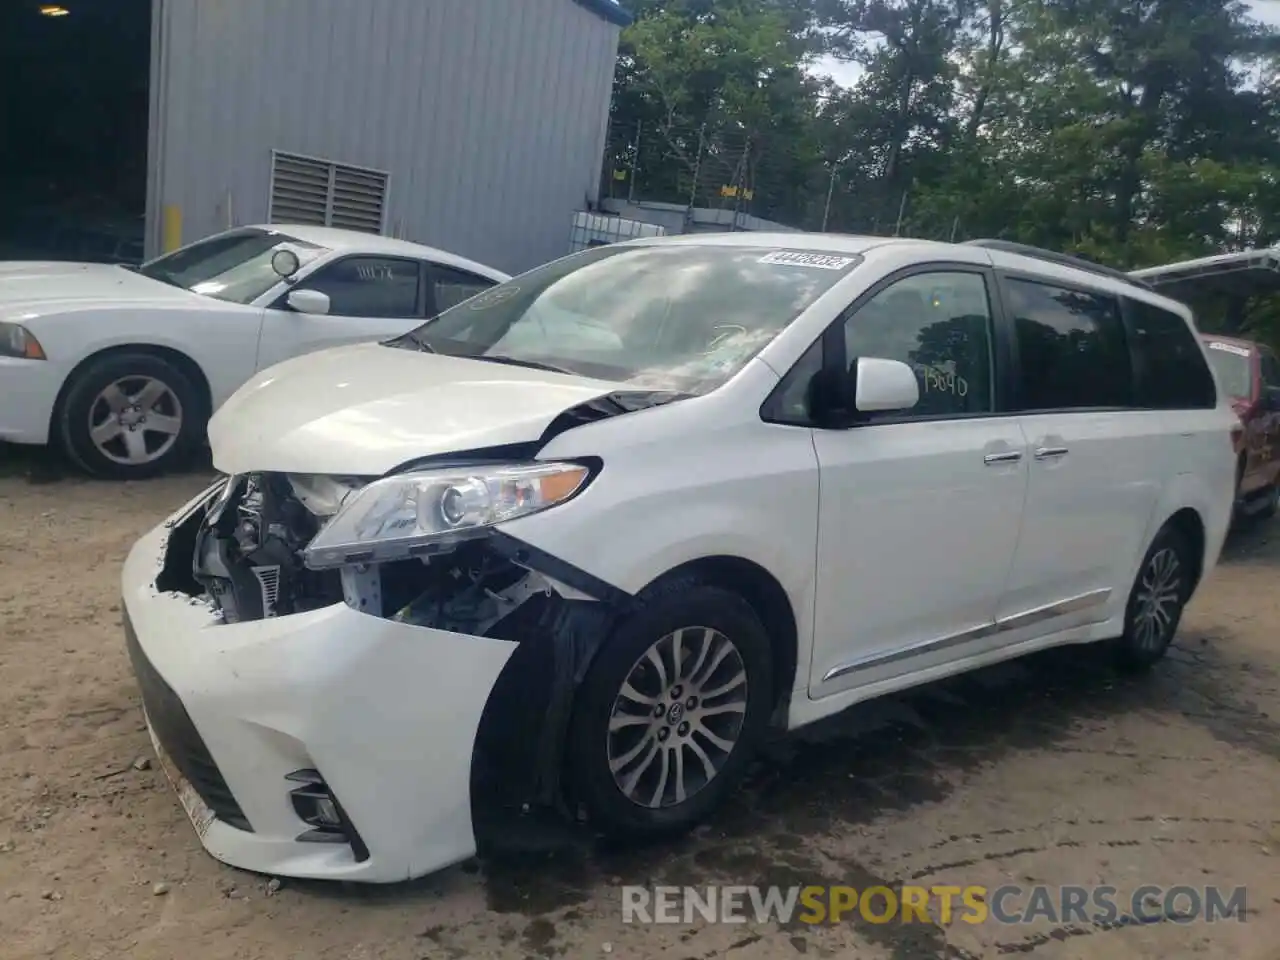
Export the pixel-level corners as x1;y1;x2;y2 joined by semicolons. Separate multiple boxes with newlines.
474;354;577;376
139;268;184;289
384;329;435;353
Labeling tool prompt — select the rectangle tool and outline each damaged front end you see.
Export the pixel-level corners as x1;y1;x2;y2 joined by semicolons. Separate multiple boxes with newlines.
163;463;630;854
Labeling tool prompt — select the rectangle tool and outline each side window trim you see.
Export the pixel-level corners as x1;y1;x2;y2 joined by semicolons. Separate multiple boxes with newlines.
416;260;431;318
1117;294;1155;408
761;260;1012;428
994;268;1133;414
270;254;425;316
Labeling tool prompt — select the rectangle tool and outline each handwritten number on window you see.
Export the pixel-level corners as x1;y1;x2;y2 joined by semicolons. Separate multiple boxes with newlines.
355;264;395;282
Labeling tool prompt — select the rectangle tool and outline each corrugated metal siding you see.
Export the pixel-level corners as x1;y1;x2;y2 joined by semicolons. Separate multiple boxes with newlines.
145;0;621;273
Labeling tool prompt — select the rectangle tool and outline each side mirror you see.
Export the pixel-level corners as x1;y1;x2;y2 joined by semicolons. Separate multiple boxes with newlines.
851;357;920;413
286;289;331;315
809;356;919;423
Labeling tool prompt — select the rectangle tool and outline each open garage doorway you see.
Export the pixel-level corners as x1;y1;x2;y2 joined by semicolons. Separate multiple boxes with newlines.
0;0;150;264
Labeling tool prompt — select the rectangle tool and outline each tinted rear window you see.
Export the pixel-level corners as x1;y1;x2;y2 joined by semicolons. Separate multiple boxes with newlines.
1127;299;1216;409
1004;277;1132;410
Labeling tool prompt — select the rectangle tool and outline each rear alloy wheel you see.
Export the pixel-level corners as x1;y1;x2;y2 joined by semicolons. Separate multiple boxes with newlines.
59;353;203;479
570;583;772;839
1114;526;1194;672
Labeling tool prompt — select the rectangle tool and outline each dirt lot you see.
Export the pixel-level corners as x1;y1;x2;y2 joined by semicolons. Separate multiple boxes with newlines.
2;449;1279;960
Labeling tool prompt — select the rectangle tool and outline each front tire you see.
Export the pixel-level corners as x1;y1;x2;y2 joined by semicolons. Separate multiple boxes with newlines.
58;352;203;480
569;581;773;839
1113;525;1195;672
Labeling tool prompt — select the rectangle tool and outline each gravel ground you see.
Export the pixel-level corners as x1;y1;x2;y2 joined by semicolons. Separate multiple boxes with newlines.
2;446;1279;960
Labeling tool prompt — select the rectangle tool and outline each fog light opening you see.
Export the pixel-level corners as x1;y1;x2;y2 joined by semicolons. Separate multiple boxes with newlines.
285;769;370;861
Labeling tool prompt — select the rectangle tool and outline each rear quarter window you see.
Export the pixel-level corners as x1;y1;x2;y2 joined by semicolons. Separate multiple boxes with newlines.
1203;340;1254;400
1125;298;1216;409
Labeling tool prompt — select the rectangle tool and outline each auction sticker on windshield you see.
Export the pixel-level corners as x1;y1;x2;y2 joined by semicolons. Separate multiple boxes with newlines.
144;711;217;839
758;250;857;270
1207;340;1251;358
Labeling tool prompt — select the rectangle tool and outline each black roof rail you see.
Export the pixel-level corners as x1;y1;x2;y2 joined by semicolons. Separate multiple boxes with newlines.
963;238;1155;291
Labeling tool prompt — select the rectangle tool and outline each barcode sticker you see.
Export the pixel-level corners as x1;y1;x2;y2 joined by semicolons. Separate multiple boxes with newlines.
758;250;857;270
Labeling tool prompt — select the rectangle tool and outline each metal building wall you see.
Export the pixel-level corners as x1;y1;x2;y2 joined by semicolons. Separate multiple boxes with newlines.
144;0;624;273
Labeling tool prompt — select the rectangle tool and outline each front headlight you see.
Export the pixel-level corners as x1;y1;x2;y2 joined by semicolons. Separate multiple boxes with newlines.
0;322;46;360
302;461;592;570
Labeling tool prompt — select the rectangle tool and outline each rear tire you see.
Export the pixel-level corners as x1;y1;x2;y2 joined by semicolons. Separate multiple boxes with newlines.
1113;525;1195;672
1256;484;1279;520
568;581;773;840
58;352;203;480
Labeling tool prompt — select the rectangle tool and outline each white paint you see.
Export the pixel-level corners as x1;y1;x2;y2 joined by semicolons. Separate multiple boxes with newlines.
125;230;1238;884
0;225;508;452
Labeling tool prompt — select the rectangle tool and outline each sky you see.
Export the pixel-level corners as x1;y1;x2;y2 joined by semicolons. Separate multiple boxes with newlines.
810;0;1280;89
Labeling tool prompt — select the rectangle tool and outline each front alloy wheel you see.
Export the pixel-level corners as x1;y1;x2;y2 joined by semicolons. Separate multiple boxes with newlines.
607;626;750;809
86;376;185;468
570;581;773;838
59;351;203;479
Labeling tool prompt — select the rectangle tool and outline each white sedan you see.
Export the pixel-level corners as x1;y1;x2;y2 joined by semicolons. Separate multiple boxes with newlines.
0;224;508;478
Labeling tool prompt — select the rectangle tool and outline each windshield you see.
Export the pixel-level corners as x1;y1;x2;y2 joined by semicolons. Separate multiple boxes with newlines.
1205;342;1253;400
389;244;860;393
137;228;327;304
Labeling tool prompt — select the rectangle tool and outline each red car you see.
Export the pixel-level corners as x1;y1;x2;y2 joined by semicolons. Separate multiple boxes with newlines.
1202;334;1280;520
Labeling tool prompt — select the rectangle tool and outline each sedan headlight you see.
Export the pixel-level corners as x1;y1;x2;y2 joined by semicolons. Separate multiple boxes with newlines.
303;461;592;570
0;322;46;360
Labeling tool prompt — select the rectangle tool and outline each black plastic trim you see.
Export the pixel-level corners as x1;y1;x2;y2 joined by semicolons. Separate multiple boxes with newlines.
487;529;634;606
536;390;693;449
124;611;252;832
285;768;370;862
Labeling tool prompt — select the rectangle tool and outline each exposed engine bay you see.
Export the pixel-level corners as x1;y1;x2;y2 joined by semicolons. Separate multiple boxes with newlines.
176;473;561;640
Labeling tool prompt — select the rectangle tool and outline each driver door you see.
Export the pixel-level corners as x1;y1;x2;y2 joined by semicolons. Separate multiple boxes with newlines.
255;255;430;372
806;267;1029;699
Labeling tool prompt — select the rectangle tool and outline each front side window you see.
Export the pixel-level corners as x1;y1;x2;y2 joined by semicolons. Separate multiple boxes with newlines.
1127;298;1216;409
391;244;861;395
1204;341;1254;400
1005;278;1131;410
138;228;327;304
290;256;421;318
840;271;996;419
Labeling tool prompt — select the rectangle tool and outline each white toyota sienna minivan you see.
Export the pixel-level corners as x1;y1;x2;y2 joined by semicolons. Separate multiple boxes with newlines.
121;234;1237;883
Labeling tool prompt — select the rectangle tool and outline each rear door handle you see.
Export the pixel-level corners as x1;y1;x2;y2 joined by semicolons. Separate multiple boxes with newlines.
984;450;1023;465
1034;446;1069;460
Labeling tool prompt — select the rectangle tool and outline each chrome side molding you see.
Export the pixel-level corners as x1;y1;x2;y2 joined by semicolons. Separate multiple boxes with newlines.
820;587;1112;683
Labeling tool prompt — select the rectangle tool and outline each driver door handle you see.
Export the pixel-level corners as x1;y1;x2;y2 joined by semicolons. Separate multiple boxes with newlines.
1034;446;1069;460
984;450;1023;465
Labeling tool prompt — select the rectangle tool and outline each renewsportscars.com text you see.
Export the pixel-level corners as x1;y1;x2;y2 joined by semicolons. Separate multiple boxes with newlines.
621;884;1247;926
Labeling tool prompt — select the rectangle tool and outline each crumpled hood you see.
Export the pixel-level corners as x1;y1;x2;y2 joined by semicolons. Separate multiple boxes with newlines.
0;261;195;319
209;342;626;475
